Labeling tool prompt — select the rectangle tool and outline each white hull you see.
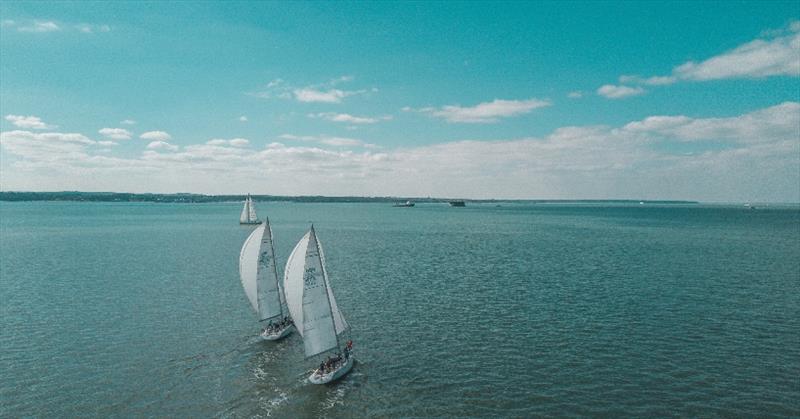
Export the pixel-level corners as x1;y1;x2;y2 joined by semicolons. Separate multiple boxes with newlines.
260;324;293;341
308;356;353;384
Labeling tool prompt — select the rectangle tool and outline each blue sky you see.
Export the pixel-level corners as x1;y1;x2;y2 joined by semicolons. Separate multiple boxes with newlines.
1;1;798;201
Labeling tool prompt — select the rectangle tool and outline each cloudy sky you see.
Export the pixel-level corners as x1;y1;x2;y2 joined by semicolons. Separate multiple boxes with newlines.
1;2;798;201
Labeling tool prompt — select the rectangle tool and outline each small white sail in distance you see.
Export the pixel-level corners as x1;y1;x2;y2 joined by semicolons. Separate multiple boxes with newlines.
240;195;260;224
239;219;284;321
284;226;348;358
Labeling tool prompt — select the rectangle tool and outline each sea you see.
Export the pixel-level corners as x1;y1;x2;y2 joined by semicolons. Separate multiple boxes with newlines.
1;201;798;417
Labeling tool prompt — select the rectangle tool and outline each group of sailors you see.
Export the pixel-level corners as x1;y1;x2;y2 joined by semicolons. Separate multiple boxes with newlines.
316;340;353;376
263;316;291;335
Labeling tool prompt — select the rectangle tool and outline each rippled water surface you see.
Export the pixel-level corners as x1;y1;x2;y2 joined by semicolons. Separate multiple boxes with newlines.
1;202;799;417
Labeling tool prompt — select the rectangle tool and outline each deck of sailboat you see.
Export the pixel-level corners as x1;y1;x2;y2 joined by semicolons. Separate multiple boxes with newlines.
260;323;293;341
308;355;354;385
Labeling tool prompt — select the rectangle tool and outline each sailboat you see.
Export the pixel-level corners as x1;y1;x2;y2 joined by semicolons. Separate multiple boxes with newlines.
284;226;353;384
239;194;262;225
239;218;293;340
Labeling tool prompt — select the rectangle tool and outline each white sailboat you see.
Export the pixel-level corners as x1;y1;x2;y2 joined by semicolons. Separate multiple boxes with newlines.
239;218;293;340
239;194;262;225
284;226;353;384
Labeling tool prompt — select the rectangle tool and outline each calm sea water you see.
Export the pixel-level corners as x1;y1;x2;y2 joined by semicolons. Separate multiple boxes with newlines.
1;201;798;417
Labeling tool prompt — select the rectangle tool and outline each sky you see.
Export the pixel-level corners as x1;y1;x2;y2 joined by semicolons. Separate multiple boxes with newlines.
1;1;798;202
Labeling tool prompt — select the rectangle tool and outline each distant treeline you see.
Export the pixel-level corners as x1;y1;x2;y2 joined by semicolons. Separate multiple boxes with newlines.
0;191;698;205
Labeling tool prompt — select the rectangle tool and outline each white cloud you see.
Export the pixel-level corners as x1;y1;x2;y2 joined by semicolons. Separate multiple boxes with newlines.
98;128;132;140
624;101;800;143
146;141;179;152
2;103;797;202
293;88;355;103
643;76;677;85
331;75;354;85
674;24;799;80
4;115;55;130
17;21;60;33
567;91;583;99
596;84;645;99
121;119;136;125
97;140;118;147
279;134;374;148
140;131;171;141
615;21;800;87
0;130;95;160
414;98;551;123
206;138;250;147
251;76;371;103
239;116;248;122
619;75;677;86
309;112;392;124
320;138;365;147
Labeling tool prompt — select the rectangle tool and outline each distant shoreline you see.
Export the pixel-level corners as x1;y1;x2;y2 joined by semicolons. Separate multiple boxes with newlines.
0;191;701;205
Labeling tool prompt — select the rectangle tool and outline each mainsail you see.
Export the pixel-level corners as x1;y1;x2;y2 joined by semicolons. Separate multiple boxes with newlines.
284;227;348;358
239;219;283;321
248;197;258;222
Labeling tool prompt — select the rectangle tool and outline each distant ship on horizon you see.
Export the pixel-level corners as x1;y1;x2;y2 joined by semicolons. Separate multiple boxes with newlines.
393;200;415;207
449;200;466;207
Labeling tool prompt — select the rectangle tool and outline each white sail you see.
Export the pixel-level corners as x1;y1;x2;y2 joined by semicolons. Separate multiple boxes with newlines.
239;220;282;321
240;198;250;223
284;227;348;358
317;235;349;334
248;197;258;222
284;231;310;336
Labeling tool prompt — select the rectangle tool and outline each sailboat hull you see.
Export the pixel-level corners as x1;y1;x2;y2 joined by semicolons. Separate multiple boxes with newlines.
260;324;293;341
308;356;354;384
240;221;262;225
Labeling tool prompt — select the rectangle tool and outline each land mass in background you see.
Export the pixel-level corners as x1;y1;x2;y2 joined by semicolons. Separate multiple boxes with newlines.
0;191;698;205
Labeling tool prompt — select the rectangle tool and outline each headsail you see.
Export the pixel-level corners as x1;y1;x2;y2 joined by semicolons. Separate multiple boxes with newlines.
284;227;348;358
239;220;283;321
240;197;250;223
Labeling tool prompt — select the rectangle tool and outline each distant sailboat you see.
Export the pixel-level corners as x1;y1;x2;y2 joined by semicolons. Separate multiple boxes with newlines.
284;226;353;384
239;218;293;340
239;194;262;225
